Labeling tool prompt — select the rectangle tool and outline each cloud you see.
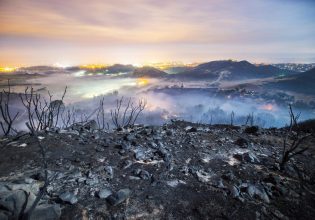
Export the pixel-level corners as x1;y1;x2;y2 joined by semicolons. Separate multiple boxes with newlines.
0;0;314;65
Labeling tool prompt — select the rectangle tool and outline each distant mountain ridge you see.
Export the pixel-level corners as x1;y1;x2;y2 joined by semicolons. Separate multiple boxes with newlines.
132;66;168;78
106;64;135;73
6;60;303;81
171;60;297;81
265;67;315;94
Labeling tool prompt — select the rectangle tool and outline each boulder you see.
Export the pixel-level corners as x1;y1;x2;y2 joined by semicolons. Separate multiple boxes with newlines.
244;126;259;134
104;166;114;179
59;191;78;204
134;149;146;160
30;204;61;220
185;126;197;132
107;189;131;206
134;169;151;180
247;184;270;203
0;182;60;220
234;137;248;147
97;189;112;199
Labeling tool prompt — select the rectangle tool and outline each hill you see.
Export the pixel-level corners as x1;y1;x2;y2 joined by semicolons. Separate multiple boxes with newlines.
106;64;135;74
264;67;315;95
132;66;168;78
171;60;296;81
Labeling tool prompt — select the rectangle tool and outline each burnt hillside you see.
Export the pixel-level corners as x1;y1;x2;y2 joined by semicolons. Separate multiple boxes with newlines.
0;121;314;219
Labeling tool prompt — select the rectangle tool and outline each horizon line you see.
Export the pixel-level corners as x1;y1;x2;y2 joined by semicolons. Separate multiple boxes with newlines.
2;59;315;69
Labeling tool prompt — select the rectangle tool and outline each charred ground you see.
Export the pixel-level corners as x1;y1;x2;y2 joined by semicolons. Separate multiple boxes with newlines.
0;121;315;219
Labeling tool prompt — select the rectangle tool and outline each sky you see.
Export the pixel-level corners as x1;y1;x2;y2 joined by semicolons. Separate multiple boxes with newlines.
0;0;315;66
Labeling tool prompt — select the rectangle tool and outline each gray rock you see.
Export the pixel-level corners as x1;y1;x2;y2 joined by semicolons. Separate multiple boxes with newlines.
139;128;152;136
104;166;114;179
272;209;289;220
87;170;95;179
5;183;40;195
233;154;243;162
134;149;146;160
0;187;38;219
119;149;126;155
234;137;248;147
95;146;104;152
244;126;259;134
85;178;99;186
134;169;151;180
97;189;112;199
31;170;55;182
0;212;9;220
221;171;235;181
247;184;270;203
55;172;65;180
123;160;133;169
59;129;80;135
180;166;190;175
157;148;168;158
0;190;30;216
229;185;240;198
0;184;10;193
121;142;131;150
157;141;164;148
213;178;225;189
24;178;35;184
124;134;135;141
107;188;131;206
129;176;141;180
149;142;158;149
84;120;98;131
263;174;281;185
243;152;260;163
59;191;78;204
233;152;259;163
153;135;163;141
196;170;212;183
69;169;82;179
184;126;197;132
166;180;186;188
166;130;173;136
30;204;61;220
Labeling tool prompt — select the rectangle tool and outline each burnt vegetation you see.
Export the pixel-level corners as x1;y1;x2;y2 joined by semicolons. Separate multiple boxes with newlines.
0;83;314;219
110;97;147;130
0;80;19;136
0;83;148;135
19;86;67;133
279;104;313;171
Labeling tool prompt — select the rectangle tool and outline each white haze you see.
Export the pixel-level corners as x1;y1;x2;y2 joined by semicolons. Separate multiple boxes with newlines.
2;70;314;133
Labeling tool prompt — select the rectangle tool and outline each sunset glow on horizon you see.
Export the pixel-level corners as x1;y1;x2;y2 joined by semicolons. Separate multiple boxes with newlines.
1;0;315;66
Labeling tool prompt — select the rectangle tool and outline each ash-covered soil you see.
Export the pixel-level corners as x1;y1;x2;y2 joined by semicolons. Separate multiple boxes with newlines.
0;121;315;220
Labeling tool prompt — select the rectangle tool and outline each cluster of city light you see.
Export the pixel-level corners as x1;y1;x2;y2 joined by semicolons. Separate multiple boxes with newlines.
0;66;18;73
78;62;199;71
79;64;109;70
0;61;198;73
142;62;199;70
137;77;149;86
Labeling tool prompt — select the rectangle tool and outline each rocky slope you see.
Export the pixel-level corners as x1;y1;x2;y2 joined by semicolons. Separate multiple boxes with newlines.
0;121;314;219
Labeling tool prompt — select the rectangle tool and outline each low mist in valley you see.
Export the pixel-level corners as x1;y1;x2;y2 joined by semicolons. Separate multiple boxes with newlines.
2;64;314;134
